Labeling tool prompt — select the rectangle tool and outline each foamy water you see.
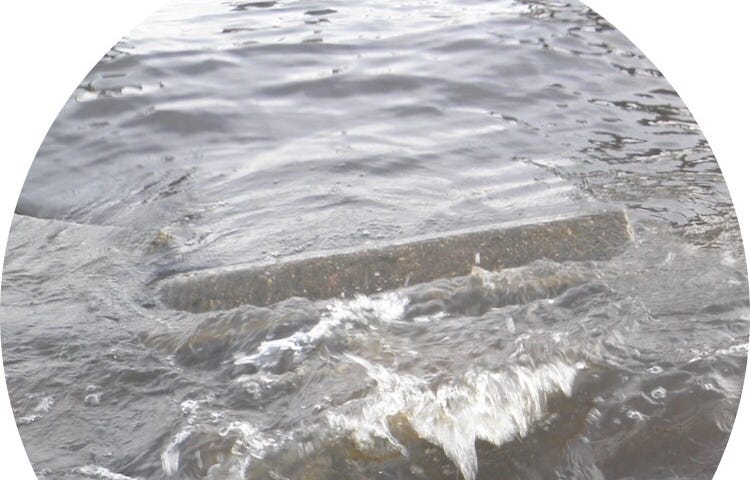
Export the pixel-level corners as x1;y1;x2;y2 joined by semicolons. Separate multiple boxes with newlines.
329;356;581;480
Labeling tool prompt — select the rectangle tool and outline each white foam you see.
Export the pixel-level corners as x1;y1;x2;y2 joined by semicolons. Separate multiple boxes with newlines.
74;465;143;480
162;394;225;475
16;395;56;425
328;356;580;480
17;414;41;425
84;393;102;406
650;387;667;400
33;396;54;413
222;421;279;457
234;293;408;366
626;410;648;421
161;427;193;475
208;422;268;479
180;399;200;416
204;421;286;480
161;415;283;478
688;341;748;363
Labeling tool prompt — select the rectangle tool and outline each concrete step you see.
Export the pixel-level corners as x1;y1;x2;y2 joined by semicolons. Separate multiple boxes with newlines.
158;209;632;313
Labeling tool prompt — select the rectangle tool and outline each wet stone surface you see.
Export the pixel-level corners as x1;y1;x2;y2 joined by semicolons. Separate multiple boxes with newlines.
160;210;631;312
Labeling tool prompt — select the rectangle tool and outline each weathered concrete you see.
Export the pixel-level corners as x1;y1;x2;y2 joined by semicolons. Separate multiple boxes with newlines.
159;210;632;312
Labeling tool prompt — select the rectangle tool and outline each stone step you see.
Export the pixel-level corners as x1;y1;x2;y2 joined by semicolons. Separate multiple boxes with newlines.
159;209;632;312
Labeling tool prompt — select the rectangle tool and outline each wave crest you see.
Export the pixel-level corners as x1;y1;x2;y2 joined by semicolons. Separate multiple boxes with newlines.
328;355;582;480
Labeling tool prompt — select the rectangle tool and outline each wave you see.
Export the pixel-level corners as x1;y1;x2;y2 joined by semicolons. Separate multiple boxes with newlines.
328;355;583;480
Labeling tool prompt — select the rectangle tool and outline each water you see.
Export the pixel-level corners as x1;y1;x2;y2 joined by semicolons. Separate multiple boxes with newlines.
2;1;748;479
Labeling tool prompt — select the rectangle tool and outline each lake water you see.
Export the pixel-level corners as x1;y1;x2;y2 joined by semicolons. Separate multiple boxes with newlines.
2;1;748;479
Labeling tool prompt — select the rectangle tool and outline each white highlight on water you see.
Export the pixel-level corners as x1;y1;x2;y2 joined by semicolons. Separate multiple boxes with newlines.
328;355;581;480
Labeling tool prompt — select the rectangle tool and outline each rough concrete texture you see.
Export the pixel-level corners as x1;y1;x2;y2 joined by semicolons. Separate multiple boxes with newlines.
159;210;632;312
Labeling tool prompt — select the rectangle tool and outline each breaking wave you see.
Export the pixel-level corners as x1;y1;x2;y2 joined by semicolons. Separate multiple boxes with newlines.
328;355;583;480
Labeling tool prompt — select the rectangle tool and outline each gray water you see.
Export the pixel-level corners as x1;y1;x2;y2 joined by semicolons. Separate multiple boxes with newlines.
2;1;748;479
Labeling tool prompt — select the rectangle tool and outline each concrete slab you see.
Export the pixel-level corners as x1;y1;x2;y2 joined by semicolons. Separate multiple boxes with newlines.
159;210;632;312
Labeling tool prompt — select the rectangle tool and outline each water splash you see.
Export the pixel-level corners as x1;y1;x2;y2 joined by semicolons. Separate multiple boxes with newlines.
206;422;281;479
329;355;582;480
161;427;193;475
233;292;408;367
162;392;286;478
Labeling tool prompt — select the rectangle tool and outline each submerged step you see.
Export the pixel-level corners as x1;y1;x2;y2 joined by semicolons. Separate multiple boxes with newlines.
159;210;632;312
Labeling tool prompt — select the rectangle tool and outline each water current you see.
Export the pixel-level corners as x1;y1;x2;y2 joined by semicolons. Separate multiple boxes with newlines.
2;1;748;479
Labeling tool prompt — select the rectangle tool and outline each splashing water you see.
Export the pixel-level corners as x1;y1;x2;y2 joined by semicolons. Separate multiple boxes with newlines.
233;293;409;367
3;1;747;479
329;355;582;480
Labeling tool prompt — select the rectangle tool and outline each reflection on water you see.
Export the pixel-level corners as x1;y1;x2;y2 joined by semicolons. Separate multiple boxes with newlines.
2;1;747;479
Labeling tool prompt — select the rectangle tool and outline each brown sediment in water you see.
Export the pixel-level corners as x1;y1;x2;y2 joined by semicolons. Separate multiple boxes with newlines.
159;210;632;312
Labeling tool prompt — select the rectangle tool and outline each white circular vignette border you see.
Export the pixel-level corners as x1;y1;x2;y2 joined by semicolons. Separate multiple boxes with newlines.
1;1;748;478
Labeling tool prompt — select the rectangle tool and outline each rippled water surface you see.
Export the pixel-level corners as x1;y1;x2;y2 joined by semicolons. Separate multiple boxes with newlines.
2;1;748;479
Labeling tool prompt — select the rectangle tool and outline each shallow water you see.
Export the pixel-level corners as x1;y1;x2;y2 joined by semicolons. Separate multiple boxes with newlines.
2;1;748;479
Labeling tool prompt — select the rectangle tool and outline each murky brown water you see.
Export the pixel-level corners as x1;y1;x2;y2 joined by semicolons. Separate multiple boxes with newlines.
2;1;748;479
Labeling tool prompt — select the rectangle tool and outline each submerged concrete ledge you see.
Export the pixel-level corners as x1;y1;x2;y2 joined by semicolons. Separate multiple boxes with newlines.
159;210;632;312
